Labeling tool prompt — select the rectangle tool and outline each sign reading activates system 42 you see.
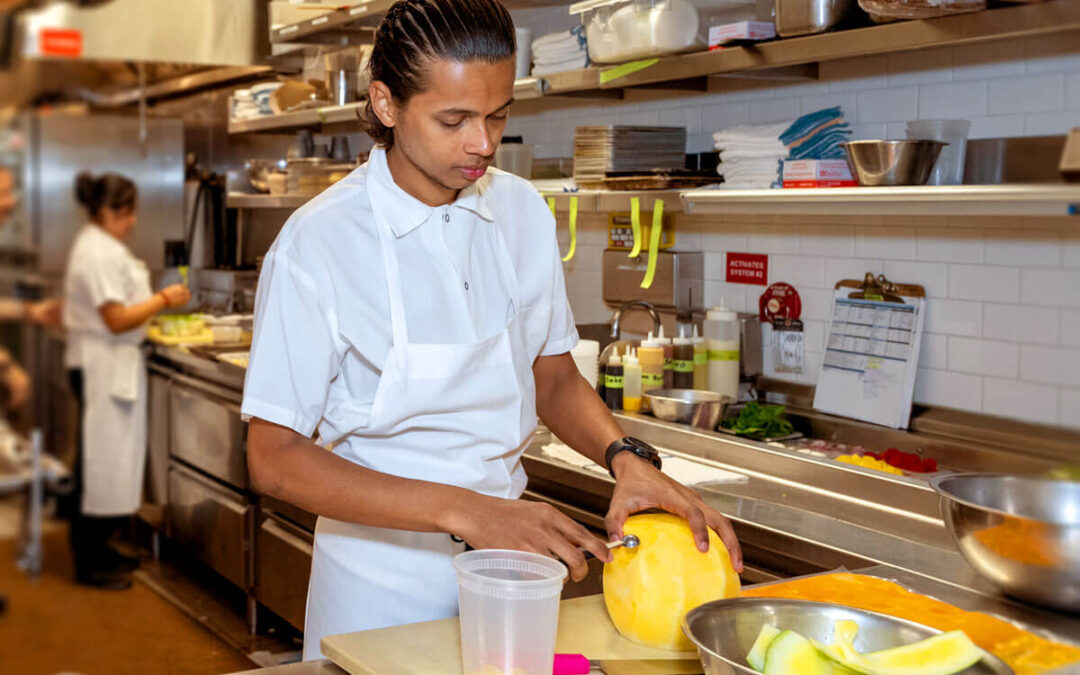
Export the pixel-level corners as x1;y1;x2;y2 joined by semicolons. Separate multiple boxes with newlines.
726;252;768;286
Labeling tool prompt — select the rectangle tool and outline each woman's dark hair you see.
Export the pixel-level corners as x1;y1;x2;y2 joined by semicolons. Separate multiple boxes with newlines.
363;0;516;147
74;172;137;219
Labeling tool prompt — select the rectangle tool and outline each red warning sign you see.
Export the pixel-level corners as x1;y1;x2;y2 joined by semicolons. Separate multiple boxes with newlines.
40;28;83;58
726;252;768;286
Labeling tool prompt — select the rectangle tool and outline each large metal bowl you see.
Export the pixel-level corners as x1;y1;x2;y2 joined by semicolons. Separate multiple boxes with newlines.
931;473;1080;612
683;597;1013;675
244;158;287;193
842;140;947;186
644;389;731;430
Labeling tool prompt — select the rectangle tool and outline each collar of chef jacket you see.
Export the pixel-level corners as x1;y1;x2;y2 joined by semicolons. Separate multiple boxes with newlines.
367;146;495;240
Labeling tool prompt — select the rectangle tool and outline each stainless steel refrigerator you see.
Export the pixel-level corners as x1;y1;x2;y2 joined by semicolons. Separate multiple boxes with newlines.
12;111;184;465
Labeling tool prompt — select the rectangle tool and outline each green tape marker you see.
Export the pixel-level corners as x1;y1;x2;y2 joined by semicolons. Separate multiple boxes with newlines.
629;196;642;258
640;199;664;289
561;196;579;263
600;58;659;85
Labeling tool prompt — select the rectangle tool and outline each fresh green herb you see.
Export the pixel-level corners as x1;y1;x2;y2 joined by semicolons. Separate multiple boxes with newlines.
720;401;794;439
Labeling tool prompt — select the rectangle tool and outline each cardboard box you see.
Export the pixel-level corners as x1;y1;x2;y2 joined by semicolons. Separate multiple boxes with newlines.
782;159;858;188
709;21;776;49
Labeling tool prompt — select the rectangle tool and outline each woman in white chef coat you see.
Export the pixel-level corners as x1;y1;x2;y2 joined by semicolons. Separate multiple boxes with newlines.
63;172;190;589
242;0;743;660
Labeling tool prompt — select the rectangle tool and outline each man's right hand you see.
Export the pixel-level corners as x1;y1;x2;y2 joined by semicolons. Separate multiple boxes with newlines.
160;284;192;308
446;495;613;583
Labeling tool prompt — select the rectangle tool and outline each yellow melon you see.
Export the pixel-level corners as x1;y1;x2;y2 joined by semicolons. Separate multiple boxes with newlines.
602;513;741;651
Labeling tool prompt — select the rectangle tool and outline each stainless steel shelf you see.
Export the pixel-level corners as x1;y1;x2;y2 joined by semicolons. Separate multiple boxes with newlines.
226;193;310;209
271;1;392;45
680;184;1080;217
227;101;367;134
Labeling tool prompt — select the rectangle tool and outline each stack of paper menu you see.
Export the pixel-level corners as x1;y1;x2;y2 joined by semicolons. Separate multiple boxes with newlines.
812;290;925;429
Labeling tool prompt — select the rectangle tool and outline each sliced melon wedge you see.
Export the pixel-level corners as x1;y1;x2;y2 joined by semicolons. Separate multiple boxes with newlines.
861;630;983;675
763;630;836;675
747;624;782;672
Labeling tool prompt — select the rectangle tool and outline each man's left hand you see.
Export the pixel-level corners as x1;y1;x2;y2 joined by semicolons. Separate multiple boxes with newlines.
605;453;743;572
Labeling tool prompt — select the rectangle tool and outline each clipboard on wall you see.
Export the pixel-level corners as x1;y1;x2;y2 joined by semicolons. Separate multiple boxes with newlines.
812;273;927;429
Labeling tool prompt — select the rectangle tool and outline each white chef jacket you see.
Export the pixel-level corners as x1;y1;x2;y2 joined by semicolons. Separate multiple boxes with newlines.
241;147;578;443
63;224;150;369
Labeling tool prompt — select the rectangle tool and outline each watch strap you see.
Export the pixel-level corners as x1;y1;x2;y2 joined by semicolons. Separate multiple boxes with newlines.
605;436;661;478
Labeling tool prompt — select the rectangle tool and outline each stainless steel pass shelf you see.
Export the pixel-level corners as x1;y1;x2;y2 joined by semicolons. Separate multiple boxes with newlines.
680;184;1080;217
226;193;310;209
227;101;367;134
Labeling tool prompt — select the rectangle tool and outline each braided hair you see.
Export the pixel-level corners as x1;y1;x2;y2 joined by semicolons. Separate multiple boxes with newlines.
363;0;516;147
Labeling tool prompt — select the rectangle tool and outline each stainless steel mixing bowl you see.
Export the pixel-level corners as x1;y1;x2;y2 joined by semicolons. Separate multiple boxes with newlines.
244;158;287;192
644;389;731;430
683;597;1013;675
931;473;1080;613
842;140;947;186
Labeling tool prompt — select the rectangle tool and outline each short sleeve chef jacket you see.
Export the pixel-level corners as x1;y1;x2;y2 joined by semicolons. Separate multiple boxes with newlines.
62;223;150;368
241;147;578;445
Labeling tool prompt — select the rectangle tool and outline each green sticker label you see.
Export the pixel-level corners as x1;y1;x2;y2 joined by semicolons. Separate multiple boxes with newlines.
694;352;707;365
673;359;694;373
663;358;674;371
604;374;624;389
708;350;740;361
643;373;664;387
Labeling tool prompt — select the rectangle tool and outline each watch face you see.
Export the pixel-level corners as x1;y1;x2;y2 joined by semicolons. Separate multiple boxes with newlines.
626;437;658;459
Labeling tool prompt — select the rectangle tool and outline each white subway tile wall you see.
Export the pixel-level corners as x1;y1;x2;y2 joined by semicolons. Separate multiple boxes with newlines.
507;11;1080;429
555;218;1080;429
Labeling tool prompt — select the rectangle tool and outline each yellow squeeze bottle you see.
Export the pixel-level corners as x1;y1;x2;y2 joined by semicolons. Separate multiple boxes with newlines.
623;348;643;412
638;332;665;412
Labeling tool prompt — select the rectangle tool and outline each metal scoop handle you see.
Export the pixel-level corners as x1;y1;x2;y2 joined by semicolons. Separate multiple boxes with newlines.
582;534;639;561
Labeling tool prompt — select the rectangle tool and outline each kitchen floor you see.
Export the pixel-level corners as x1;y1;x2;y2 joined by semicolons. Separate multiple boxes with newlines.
0;499;255;675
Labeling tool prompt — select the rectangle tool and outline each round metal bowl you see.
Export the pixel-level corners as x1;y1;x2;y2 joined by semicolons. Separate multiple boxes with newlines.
842;140;947;186
683;597;1013;675
244;158;287;193
644;389;731;430
930;473;1080;612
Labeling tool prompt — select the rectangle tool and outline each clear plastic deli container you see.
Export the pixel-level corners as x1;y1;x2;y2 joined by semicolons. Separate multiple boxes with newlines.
454;550;567;675
906;119;970;186
570;0;758;63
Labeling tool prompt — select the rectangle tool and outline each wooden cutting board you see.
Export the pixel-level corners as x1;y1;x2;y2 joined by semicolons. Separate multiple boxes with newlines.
322;594;698;675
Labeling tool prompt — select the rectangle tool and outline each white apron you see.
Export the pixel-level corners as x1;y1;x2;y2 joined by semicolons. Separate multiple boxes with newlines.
80;261;152;516
302;171;539;660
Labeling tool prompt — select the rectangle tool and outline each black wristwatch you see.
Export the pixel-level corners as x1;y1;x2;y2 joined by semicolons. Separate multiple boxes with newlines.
605;437;662;478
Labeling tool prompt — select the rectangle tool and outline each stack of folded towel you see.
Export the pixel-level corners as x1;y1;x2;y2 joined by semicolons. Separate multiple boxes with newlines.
531;26;589;76
712;107;852;188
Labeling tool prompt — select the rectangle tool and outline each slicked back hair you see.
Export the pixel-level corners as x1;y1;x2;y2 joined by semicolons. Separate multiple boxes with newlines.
363;0;516;147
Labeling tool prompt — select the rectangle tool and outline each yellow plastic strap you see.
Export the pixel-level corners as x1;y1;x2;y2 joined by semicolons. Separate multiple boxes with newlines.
629;196;642;258
178;265;189;286
599;58;659;85
547;197;556;219
640;199;664;289
561;196;578;262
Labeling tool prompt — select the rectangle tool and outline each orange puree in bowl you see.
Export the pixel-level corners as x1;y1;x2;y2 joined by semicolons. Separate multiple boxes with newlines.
742;573;1080;675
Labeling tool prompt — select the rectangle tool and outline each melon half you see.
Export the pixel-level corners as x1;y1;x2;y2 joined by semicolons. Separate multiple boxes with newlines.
602;513;741;651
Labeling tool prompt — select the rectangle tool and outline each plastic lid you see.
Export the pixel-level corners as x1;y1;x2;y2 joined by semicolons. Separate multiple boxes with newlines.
608;350;622;366
691;325;705;343
656;325;672;344
623;347;639;366
707;306;738;321
673;336;692;346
